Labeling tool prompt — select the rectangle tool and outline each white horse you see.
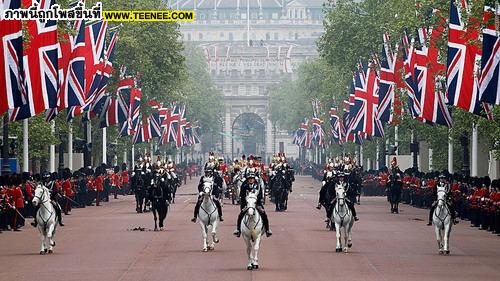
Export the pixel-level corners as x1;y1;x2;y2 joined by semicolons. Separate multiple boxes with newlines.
197;181;220;252
240;191;264;270
32;185;57;255
332;184;354;253
432;189;452;255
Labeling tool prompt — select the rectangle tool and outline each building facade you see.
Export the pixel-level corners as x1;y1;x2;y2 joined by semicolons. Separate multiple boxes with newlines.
174;0;324;160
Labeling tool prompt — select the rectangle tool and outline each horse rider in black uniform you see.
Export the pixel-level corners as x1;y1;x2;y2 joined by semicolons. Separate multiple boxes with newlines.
31;172;64;227
333;172;359;221
427;174;459;226
317;163;336;221
191;164;224;222
233;172;273;237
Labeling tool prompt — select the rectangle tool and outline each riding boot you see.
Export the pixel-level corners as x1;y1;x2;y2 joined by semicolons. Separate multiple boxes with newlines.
31;205;40;227
326;205;333;221
52;201;64;226
257;207;272;237
347;201;359;221
448;203;459;224
214;199;224;221
428;203;437;225
191;198;202;222
233;211;245;237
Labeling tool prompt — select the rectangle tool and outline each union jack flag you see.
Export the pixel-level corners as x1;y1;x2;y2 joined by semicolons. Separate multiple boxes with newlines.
99;95;128;128
159;105;179;145
183;121;194;146
191;125;202;144
447;0;487;117
132;115;152;145
175;104;187;148
349;62;385;137
329;107;341;144
401;31;422;118
10;0;58;121
95;31;118;101
479;4;500;105
414;24;453;127
292;120;309;147
378;33;396;123
149;112;162;138
0;0;25;116
83;20;107;108
120;87;141;136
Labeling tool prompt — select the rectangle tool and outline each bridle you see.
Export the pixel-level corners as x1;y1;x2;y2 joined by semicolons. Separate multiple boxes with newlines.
34;186;50;205
434;189;450;225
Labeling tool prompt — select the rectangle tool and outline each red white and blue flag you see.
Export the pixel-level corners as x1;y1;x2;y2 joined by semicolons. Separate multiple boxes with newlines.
447;0;488;117
159;105;179;145
378;33;396;123
0;0;25;116
10;0;59;121
479;4;500;106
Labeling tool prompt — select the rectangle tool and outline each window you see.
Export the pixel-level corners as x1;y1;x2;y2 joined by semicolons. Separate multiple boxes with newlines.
229;32;234;41
274;32;279;40
198;33;203;40
187;33;192;41
266;33;270;40
295;33;299;40
220;32;224;38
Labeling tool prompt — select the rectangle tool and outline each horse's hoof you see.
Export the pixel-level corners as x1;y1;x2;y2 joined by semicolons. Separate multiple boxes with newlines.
44;249;48;253
48;250;53;254
214;238;220;243
445;250;450;255
252;264;259;269
335;248;341;252
159;228;164;231
51;241;56;247
202;248;208;252
154;228;158;232
348;243;352;248
40;251;45;255
439;250;444;255
247;266;253;270
343;248;348;253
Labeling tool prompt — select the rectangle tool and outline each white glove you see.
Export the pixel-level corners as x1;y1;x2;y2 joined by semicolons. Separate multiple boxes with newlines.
322;181;326;186
199;192;203;196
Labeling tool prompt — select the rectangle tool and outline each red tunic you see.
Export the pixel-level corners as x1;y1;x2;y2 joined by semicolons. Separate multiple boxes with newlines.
95;175;104;192
63;179;74;197
121;170;129;184
87;178;95;191
24;183;34;201
111;173;120;187
12;186;24;208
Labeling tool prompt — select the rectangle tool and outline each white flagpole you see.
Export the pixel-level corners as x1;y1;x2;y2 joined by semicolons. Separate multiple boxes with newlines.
22;119;29;173
68;121;73;171
49;120;55;172
102;127;107;164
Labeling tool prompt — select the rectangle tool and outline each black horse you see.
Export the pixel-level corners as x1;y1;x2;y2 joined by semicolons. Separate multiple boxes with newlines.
167;174;179;204
131;172;147;213
149;174;172;231
319;179;337;230
387;176;403;213
272;171;289;212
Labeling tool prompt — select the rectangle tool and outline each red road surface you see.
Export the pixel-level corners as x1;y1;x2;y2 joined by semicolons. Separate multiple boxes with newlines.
1;176;499;281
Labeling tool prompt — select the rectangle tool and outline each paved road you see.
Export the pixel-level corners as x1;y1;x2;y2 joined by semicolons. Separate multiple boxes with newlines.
1;176;500;281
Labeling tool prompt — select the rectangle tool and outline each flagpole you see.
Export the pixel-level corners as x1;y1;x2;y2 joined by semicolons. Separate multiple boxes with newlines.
102;127;107;164
471;123;478;177
1;115;10;175
394;125;399;155
359;146;364;170
84;121;91;168
375;140;380;170
22;119;29;173
131;145;135;168
448;131;453;174
49;120;56;173
68;121;73;171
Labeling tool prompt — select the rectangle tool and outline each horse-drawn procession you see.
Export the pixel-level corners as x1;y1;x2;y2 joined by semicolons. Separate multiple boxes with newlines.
3;151;497;271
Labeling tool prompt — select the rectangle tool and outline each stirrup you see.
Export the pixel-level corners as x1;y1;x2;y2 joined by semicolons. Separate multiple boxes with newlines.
354;217;359;221
233;230;241;237
266;230;273;237
59;221;65;226
190;217;197;223
427;222;432;226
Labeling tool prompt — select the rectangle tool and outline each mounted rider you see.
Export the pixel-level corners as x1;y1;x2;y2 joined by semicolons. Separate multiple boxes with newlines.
427;173;459;226
31;172;64;227
317;162;337;221
336;172;358;221
233;171;272;237
192;162;224;222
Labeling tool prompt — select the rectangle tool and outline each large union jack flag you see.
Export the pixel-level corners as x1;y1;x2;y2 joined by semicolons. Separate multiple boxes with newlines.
10;0;58;121
329;107;341;144
447;0;486;116
159;105;179;145
479;4;500;105
401;31;422;118
120;87;142;136
132;115;152;145
414;24;453;127
349;62;384;137
0;0;25;116
83;20;107;108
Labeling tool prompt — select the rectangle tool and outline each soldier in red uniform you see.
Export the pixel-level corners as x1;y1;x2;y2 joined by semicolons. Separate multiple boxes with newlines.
62;175;74;215
111;168;121;199
87;174;96;206
95;172;104;206
10;179;25;231
121;165;130;195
